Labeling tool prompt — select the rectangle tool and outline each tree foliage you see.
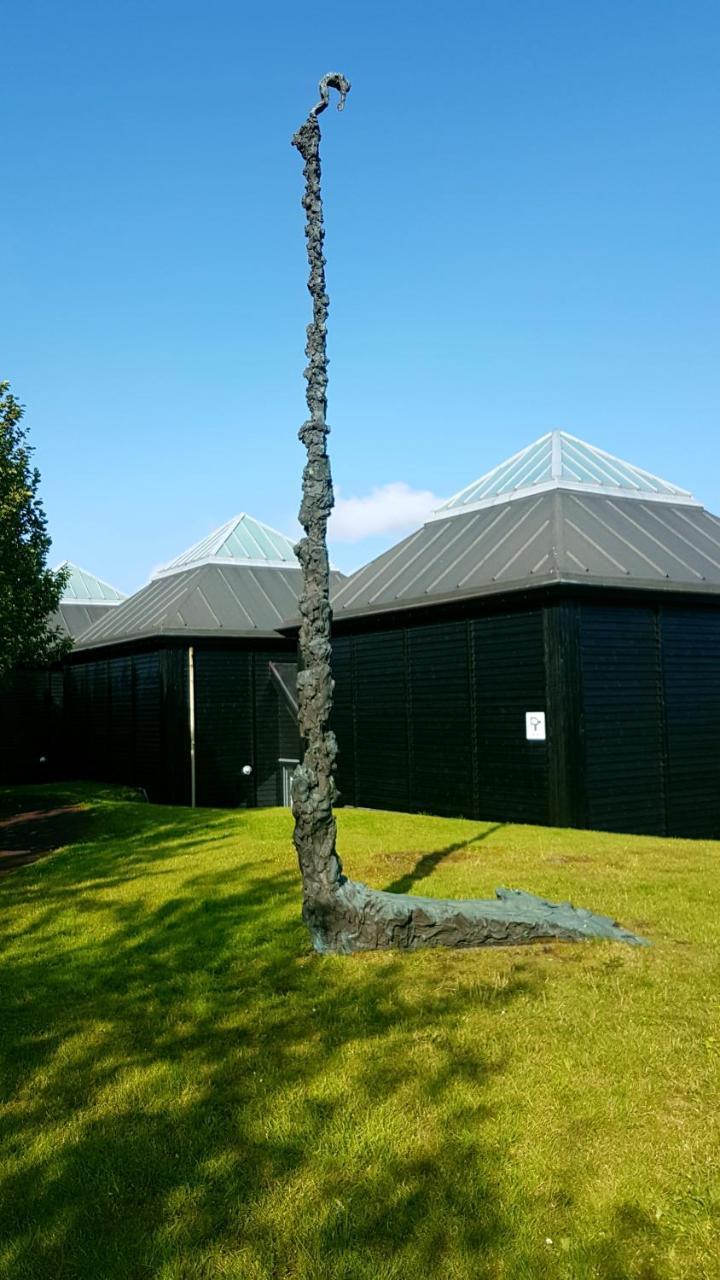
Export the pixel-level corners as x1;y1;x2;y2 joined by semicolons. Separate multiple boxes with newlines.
0;381;69;683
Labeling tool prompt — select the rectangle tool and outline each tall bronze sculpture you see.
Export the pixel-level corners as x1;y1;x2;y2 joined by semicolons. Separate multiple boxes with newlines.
290;74;646;953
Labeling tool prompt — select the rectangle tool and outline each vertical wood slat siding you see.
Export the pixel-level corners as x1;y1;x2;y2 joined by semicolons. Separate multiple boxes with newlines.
193;648;300;808
64;665;88;777
253;651;301;806
353;631;410;811
331;610;549;824
194;649;254;808
544;602;585;828
330;637;356;806
161;649;191;805
131;654;164;796
87;662;111;773
64;645;296;808
254;654;279;806
108;657;133;782
472;612;550;824
0;669;64;783
662;608;720;838
52;598;720;835
579;606;666;835
407;621;472;816
64;651;185;802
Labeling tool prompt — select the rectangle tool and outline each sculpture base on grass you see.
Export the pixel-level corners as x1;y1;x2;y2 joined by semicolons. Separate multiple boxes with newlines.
304;879;648;953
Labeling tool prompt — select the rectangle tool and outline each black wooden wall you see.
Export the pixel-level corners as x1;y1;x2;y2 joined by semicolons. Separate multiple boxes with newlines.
194;649;251;807
194;647;299;807
662;608;720;838
0;669;64;784
576;601;720;838
330;608;550;824
13;598;719;836
330;597;720;839
474;613;549;824
65;643;300;808
65;649;189;803
578;606;666;835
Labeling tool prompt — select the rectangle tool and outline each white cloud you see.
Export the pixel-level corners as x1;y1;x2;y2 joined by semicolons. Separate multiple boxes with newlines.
328;482;444;543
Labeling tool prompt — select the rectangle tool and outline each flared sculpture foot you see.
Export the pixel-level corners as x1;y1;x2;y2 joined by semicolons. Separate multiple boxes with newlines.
304;880;648;953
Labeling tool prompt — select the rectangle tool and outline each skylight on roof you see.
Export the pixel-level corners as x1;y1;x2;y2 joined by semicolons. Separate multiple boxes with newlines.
431;430;697;519
153;513;300;578
56;562;126;604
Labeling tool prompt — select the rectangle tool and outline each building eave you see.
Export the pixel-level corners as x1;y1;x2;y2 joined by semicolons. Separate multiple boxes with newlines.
73;625;289;655
428;479;701;520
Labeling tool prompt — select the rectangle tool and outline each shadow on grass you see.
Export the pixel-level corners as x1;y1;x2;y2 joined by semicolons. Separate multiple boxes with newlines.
0;791;667;1279
0;794;530;1279
383;824;505;894
583;1202;666;1280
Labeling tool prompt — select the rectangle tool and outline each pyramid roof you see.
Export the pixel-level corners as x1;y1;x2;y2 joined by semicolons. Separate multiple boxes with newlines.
433;430;696;519
154;513;298;578
57;562;126;604
48;563;126;641
75;513;344;651
330;432;719;621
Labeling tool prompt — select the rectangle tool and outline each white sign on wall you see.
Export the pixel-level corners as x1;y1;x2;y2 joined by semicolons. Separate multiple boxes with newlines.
525;711;546;741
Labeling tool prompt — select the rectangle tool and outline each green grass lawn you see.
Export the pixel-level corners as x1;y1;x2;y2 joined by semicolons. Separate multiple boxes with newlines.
1;784;719;1280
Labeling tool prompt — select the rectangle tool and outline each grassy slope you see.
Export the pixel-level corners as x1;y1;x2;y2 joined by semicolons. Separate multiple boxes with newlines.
0;785;719;1280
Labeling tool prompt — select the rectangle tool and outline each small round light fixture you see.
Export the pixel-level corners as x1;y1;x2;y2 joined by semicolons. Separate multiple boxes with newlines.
242;764;253;776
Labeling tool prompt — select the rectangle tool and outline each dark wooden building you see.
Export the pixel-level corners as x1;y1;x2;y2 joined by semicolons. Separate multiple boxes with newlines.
0;563;126;785
326;432;720;839
65;514;315;807
0;668;65;785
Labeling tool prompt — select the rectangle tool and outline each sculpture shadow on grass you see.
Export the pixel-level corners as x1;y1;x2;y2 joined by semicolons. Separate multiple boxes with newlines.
383;825;506;895
0;843;531;1279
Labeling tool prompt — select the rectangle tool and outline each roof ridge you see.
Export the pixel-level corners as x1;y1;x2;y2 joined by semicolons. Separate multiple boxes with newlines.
549;488;564;578
207;514;245;556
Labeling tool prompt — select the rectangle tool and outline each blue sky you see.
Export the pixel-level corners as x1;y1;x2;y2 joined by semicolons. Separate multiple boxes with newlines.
4;0;719;592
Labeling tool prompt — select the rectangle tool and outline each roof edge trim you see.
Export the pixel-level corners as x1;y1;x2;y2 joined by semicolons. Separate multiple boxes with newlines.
73;625;288;653
60;597;125;608
329;571;720;623
152;556;304;579
427;480;701;521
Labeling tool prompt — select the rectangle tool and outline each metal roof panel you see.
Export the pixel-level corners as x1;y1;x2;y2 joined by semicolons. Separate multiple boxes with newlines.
75;563;346;650
50;602;119;640
331;490;720;620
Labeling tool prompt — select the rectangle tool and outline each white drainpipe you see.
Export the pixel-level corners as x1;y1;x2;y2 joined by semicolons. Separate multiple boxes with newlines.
188;645;196;808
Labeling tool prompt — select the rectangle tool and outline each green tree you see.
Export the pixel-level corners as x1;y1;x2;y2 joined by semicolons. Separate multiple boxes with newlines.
0;381;69;683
